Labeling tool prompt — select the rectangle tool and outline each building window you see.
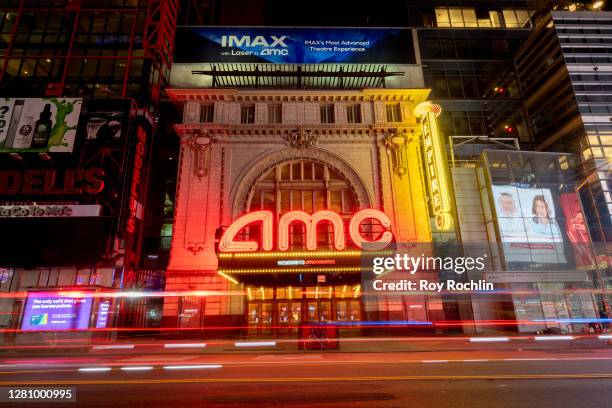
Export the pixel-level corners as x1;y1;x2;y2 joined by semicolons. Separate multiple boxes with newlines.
435;7;477;28
160;223;173;250
201;104;214;123
241;104;255;124
435;7;510;28
489;11;502;28
386;103;402;122
502;9;531;28
268;104;282;124
320;104;335;124
347;104;362;123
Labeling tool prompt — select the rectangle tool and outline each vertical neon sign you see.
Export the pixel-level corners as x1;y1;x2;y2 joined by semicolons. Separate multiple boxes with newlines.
414;102;453;231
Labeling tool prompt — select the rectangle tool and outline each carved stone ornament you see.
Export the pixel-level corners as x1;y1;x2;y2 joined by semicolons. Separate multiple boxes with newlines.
190;130;216;178
384;129;414;178
284;127;319;150
186;241;205;255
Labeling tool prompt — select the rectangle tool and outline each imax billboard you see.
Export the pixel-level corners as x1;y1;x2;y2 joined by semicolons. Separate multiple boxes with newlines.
175;27;416;64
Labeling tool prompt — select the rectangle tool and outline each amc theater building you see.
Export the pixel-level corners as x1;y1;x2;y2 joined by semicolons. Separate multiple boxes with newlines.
161;27;465;333
163;85;454;333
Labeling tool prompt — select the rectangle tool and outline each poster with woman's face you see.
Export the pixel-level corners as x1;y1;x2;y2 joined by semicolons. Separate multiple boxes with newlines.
516;188;563;243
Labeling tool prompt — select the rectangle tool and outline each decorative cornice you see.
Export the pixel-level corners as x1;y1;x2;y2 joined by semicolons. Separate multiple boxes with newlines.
173;123;421;136
166;88;431;103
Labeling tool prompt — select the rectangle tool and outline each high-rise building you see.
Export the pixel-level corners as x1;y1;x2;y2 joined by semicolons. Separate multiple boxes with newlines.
0;0;180;332
515;10;612;243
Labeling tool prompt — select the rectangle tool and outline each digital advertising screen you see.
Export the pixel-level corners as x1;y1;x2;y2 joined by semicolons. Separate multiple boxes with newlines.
492;185;566;265
492;185;563;243
560;192;595;267
20;292;93;331
94;300;111;329
175;27;416;64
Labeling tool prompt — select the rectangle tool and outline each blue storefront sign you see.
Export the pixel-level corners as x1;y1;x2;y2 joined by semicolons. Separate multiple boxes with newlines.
175;27;415;64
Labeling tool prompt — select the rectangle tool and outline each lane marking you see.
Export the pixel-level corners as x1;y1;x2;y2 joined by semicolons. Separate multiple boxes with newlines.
79;367;112;373
421;360;449;363
163;365;222;370
92;345;135;350
164;343;207;349
598;335;612;339
534;336;574;341
503;358;557;361
235;341;276;347
470;337;509;342
120;366;153;371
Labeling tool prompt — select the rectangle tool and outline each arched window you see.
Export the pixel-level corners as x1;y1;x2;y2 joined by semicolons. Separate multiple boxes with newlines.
246;160;358;250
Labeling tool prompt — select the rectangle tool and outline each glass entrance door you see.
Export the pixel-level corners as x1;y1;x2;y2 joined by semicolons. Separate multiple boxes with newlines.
277;302;301;334
245;285;362;336
247;301;273;336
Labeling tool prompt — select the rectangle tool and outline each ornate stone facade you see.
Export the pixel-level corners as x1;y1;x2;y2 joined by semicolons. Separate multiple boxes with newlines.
162;88;436;326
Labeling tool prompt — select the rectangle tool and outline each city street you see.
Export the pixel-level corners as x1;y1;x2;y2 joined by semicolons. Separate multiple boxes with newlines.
2;347;612;407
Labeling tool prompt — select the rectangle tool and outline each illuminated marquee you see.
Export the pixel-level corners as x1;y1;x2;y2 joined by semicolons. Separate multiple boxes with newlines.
414;102;453;231
219;209;393;252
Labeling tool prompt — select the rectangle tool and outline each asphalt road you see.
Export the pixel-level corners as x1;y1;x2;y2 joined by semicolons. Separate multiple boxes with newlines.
2;349;612;407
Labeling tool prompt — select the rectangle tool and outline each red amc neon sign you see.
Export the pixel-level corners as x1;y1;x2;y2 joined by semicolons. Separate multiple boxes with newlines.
219;209;393;252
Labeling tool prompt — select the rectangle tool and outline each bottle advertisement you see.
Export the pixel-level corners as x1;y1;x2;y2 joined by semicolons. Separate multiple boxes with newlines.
0;97;82;153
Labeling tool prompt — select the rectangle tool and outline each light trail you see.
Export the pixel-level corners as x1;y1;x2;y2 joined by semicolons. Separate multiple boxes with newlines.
0;287;610;300
2;332;612;351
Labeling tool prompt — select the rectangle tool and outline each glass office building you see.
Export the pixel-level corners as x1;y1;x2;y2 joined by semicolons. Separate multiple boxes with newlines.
515;10;612;243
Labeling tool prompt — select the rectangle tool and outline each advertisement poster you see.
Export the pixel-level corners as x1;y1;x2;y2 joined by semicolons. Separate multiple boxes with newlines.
492;185;566;265
0;98;82;153
95;300;111;329
85;111;126;143
175;27;416;64
560;192;595;267
21;293;93;331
